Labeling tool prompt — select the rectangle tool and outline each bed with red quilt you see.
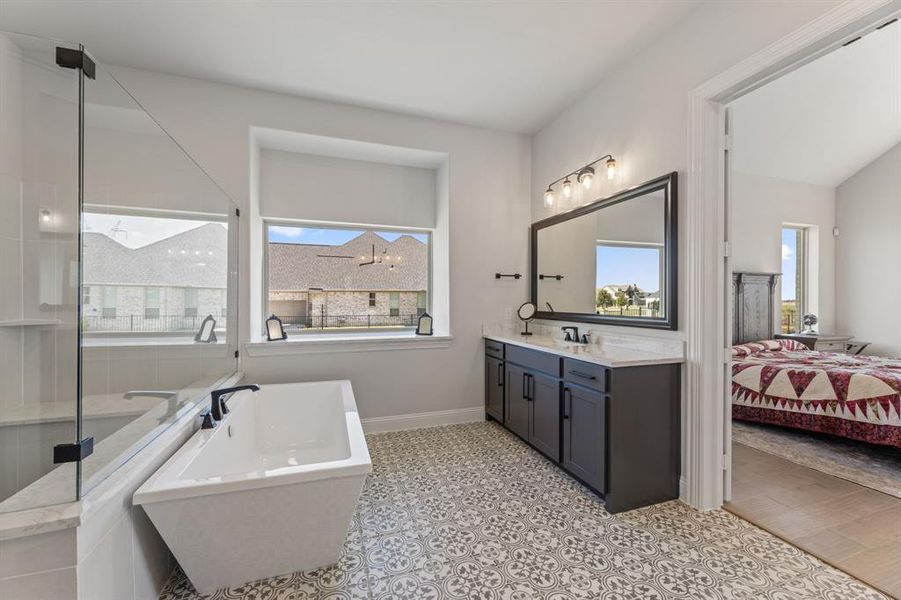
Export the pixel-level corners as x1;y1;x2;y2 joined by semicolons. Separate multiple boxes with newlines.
731;339;901;447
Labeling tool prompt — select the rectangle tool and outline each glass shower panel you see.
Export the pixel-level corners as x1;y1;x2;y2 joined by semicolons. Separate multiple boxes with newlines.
0;32;80;511
79;59;239;495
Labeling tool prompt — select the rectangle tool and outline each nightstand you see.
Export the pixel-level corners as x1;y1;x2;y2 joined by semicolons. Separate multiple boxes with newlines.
775;333;868;354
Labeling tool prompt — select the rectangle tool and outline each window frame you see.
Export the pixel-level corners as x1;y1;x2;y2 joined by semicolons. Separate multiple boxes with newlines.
262;219;433;337
184;288;199;318
101;286;117;319
143;287;161;320
82;204;230;341
781;225;808;334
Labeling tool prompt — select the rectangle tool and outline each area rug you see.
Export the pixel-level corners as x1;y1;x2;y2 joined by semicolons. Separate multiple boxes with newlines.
733;420;901;498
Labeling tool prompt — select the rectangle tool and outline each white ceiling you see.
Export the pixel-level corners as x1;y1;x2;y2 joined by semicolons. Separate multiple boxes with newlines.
731;18;901;187
0;1;699;133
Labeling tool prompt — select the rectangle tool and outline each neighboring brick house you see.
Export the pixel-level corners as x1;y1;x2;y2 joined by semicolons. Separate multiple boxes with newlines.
268;231;428;324
81;223;228;331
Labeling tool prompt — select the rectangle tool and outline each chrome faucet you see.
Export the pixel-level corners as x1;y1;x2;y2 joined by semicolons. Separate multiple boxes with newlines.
204;384;261;428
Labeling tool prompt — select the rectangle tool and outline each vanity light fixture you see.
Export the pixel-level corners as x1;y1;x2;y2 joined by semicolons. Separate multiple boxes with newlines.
577;166;594;189
562;177;573;199
543;154;617;208
606;156;617;179
544;187;555;208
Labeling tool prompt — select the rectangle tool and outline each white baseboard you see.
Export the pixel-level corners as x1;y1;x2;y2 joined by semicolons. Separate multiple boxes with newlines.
362;406;484;433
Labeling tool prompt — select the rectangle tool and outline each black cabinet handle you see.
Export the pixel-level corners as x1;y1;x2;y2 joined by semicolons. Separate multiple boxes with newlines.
563;387;571;419
522;372;528;400
568;370;597;381
497;363;503;386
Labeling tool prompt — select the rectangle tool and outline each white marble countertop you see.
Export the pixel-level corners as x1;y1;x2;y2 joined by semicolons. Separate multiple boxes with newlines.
483;324;684;368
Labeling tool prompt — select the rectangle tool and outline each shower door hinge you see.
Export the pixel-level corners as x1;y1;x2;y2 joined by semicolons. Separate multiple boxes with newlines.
53;437;94;464
234;350;239;358
235;208;240;217
55;47;96;80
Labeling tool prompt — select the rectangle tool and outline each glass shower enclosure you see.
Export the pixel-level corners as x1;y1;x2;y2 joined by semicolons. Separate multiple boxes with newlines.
0;31;239;513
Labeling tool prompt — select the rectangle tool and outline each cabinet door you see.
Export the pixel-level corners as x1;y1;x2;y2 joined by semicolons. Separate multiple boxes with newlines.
529;371;560;462
485;355;505;422
562;385;606;492
505;364;530;440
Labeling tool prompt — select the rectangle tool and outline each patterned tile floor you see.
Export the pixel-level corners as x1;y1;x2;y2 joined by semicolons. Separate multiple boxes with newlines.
159;422;887;600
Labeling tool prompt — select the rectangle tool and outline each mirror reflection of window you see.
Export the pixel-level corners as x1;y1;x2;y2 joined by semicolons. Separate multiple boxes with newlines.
595;243;664;318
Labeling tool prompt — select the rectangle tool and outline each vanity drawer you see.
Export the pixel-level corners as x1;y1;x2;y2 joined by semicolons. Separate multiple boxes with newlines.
485;339;505;359
562;358;607;392
505;344;560;376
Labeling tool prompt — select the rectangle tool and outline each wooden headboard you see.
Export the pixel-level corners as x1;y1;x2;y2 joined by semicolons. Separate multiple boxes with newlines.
732;272;780;345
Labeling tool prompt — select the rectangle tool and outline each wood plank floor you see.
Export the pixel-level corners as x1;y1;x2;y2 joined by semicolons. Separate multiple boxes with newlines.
726;442;901;598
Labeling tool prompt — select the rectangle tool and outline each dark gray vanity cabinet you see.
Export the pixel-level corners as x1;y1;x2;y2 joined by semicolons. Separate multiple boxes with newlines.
484;340;505;423
484;338;681;514
562;384;606;492
502;345;561;461
504;363;530;440
528;371;560;461
484;356;505;422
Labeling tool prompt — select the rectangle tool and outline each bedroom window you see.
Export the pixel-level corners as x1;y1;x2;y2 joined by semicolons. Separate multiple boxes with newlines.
781;226;807;333
263;222;431;333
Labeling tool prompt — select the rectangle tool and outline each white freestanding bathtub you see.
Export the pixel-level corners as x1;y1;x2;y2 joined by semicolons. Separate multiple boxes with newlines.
133;380;371;593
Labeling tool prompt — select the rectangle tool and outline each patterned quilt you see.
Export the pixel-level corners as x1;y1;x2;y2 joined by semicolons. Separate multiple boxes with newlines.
731;340;901;447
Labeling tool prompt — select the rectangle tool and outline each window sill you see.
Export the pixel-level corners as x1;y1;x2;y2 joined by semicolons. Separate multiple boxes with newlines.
243;332;453;357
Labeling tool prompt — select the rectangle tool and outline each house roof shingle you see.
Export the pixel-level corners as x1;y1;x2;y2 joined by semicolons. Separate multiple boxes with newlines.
82;223;228;288
268;231;427;292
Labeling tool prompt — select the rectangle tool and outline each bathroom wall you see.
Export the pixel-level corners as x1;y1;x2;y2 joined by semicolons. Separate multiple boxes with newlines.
530;0;844;340
835;142;901;357
106;66;532;421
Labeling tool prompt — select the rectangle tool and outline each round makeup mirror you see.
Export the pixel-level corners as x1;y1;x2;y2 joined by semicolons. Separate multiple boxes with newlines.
517;302;536;336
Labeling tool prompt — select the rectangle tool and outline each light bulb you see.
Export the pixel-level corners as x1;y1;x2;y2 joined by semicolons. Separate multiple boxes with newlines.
543;187;555;208
40;208;51;223
578;167;594;190
606;157;616;180
562;178;572;198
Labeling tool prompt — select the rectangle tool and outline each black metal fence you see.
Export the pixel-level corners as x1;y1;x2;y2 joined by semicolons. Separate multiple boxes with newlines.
83;314;226;333
277;314;419;330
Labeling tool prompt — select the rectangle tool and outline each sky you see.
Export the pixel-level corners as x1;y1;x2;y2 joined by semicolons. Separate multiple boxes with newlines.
83;213;225;249
596;245;661;292
781;228;797;301
268;225;428;245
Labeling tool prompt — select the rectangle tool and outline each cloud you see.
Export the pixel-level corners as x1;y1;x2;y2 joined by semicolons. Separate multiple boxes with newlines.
781;244;794;260
269;226;304;238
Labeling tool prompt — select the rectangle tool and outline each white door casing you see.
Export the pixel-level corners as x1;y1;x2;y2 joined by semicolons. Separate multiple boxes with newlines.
683;0;898;511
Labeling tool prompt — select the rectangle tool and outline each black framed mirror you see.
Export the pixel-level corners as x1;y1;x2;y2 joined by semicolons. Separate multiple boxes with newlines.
531;172;677;330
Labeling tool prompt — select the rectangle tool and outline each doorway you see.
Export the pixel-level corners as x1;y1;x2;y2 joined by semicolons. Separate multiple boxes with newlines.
718;11;900;597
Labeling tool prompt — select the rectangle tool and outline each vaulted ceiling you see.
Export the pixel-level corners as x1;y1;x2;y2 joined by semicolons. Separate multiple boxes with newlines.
0;0;700;133
731;18;901;187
